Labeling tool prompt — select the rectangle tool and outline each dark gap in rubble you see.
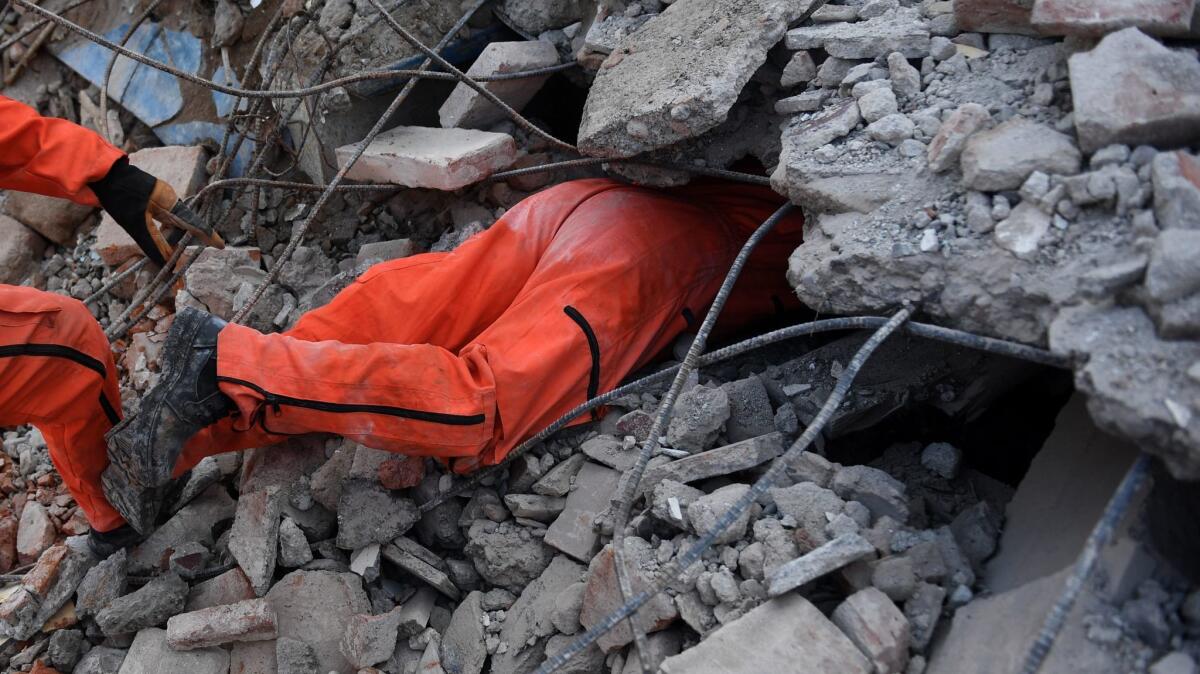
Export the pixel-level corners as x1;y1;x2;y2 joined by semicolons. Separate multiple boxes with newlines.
520;73;588;145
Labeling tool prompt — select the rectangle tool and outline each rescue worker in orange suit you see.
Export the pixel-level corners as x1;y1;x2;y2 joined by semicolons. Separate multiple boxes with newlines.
0;94;224;555
105;176;806;544
5;101;807;557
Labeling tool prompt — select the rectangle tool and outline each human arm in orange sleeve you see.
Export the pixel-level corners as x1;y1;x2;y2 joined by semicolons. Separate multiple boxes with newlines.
0;94;125;207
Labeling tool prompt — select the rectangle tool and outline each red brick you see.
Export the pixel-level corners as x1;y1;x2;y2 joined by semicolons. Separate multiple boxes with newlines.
1031;0;1195;35
955;0;1037;34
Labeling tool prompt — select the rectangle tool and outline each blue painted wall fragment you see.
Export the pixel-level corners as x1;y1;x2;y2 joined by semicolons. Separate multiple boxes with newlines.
155;121;254;177
211;65;247;118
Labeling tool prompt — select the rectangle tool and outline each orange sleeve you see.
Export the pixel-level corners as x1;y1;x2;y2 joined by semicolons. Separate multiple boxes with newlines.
0;95;125;207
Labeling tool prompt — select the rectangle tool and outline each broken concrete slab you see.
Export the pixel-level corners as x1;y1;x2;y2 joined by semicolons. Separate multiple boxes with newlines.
576;0;809;158
229;487;282;596
580;540;677;652
830;465;910;523
130;483;236;575
95;145;207;267
785;7;932;59
688;483;753;545
335;126;517;191
16;501;56;566
720;376;776;443
545;461;621;562
1031;0;1196;36
75;645;128;674
497;0;589;33
667;385;731;452
230;640;277;674
832;587;911;674
2;191;93;245
76;548;128;618
1152;150;1200;230
266;570;372;674
642;433;785;491
1068;28;1200;154
960;118;1082;191
770;482;847;547
278;516;314;568
767;533;876;597
336;480;419;550
96;572;189;637
186;567;257;612
440;590;486;674
341;610;403;669
533;453;587;498
580;435;636;472
381;540;462;600
166;598;277;650
490;555;585;674
439;41;558;130
954;0;1038;34
0;540;91;640
116;628;228;674
660;594;871;673
464;519;553;591
927;103;991;173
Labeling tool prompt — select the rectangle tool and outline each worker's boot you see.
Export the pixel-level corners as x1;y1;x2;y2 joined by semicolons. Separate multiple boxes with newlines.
103;308;232;533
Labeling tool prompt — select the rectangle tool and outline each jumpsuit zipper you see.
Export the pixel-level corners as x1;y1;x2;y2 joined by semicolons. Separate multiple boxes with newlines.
217;376;487;426
0;343;120;424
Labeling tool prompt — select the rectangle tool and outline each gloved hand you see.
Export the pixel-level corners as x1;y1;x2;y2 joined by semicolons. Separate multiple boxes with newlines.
88;157;225;267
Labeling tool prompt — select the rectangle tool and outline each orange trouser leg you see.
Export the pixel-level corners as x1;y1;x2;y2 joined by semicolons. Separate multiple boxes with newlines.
175;179;801;473
0;286;125;532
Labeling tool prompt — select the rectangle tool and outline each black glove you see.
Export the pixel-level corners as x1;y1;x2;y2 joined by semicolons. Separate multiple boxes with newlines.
89;157;177;267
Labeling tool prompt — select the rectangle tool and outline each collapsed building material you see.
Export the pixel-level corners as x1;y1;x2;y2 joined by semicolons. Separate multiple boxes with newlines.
335;126;518;190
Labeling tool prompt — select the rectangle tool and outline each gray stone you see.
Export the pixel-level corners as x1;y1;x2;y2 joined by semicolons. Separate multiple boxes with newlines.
580;540;678;652
185;568;257;612
785;451;837;487
785;7;932;59
96;572;188;636
781;50;818;88
831;465;909;523
920;443;962;479
580;434;636;472
1069;28;1200;153
465;519;553;590
993;202;1051;258
266;571;372;674
660;594;871;674
278;516;313;568
532;452;586;497
577;0;808;158
230;487;282;596
166;598;278;650
775;90;832;114
872;556;917;602
667;385;731;452
76;548;128;618
2;190;92;245
905;582;946;651
770;482;847;547
341;610;403;669
276;637;321;674
1146;229;1200;303
767;533;876;597
336;480;418;550
116;628;228;674
439;41;558;130
832;587;911;674
490;555;585;674
687;483;753;545
382;539;462;600
74;646;127;674
859;87;899;123
336;126;517;190
441;590;486;674
48;627;85;671
503;494;566;523
888;52;922;98
961;119;1082;191
550;582;585;635
497;0;589;33
545;461;621;562
1152;151;1200;230
868;114;916;145
927;103;991;173
721;376;777;442
130;485;235;574
1150;652;1199;674
643;433;785;488
544;634;605;674
949;501;1000;567
650;479;705;529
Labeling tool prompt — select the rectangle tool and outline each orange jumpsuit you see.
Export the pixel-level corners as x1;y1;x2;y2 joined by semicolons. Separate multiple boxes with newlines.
1;95;126;531
3;93;806;533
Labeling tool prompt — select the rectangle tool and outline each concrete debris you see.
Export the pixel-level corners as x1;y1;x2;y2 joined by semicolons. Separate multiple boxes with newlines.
688;483;753;544
1069;28;1200;153
767;533;877;597
382;539;462;600
927;103;992;173
833;587;912;674
580;540;678;652
960;119;1082;191
577;0;806;158
545;461;621;562
278;515;314;568
336;126;518;190
785;7;932;59
116;628;228;674
1031;0;1197;35
465;519;553;590
16;501;56;566
76;548;128;617
666;384;731;452
643;433;785;488
2;190;92;246
720;376;777;442
1152;151;1200;230
497;0;589;34
441;590;487;674
831;465;910;523
165;598;277;650
660;594;871;673
439;41;558;130
229;487;282;596
341;609;403;669
95;572;189;637
336;480;419;550
73;646;127;674
266;571;372;674
770;482;847;547
186;568;257;612
276;637;321;674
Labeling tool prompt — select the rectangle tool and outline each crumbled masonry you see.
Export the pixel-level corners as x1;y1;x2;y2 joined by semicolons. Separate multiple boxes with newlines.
1;0;1200;673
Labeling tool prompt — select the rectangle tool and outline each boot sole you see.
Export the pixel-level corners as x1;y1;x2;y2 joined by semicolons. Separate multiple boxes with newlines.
105;309;213;489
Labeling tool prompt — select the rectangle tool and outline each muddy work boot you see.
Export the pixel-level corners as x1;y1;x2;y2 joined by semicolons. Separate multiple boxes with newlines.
104;308;232;533
87;524;144;558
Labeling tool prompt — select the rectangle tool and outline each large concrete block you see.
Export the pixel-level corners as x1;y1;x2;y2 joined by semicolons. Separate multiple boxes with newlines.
439;41;558;130
0;215;47;285
335;126;517;190
3;191;93;245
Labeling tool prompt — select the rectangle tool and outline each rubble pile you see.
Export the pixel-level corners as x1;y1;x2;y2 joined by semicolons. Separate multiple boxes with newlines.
1;0;1199;672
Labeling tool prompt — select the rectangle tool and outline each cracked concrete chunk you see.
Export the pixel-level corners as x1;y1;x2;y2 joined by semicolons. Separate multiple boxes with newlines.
117;628;228;674
927;103;991;173
643;433;785;489
831;465;910;523
166;598;277;650
230;487;282;596
960;119;1082;191
832;587;911;674
491;555;584;674
1152;151;1200;230
96;572;189;637
993;202;1051;258
336;126;518;190
688;483;753;545
580;540;678;652
441;590;486;674
1069;28;1200;153
336;480;418;550
266;570;372;674
660;594;870;673
186;567;257;612
439;41;558;130
464;519;553;590
545;461;621;562
767;533;876;597
785;7;931;58
667;384;731;452
1031;0;1196;36
577;0;810;158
